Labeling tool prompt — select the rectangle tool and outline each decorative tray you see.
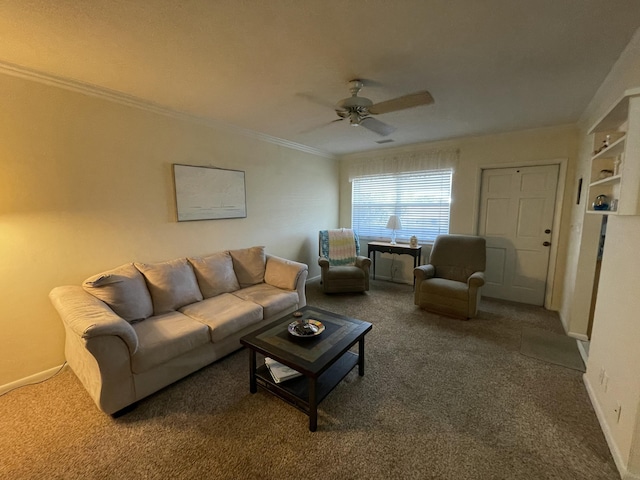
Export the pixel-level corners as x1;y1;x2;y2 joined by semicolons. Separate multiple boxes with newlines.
288;319;325;338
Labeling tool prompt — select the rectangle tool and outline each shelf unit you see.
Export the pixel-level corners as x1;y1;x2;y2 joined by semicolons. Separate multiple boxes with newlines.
586;87;640;215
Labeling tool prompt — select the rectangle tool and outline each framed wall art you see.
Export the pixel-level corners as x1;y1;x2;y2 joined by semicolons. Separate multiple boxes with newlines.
173;164;247;221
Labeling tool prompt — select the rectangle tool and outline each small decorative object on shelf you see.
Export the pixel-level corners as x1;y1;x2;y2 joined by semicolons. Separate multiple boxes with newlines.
599;169;614;180
593;194;610;211
594;135;611;155
614;155;623;175
410;235;418;247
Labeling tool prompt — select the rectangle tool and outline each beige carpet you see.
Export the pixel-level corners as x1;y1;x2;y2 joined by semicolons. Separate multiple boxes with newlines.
0;279;618;479
520;326;586;372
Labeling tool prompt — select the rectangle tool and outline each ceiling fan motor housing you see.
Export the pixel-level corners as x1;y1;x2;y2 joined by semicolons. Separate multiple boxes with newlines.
335;79;372;119
335;95;373;111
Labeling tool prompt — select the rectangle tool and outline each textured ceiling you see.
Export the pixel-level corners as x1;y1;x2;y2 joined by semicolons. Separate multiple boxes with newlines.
1;1;640;155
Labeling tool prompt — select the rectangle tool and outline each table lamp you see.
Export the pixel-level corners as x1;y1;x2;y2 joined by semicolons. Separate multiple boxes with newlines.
386;215;402;245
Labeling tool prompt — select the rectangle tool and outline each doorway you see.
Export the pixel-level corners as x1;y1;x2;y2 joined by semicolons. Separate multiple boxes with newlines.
478;164;560;306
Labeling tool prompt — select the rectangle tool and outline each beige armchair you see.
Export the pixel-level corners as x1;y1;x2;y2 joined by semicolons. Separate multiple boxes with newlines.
413;234;486;319
318;229;371;293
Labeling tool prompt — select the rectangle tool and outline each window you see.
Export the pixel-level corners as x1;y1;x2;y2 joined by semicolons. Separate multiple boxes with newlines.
351;169;452;243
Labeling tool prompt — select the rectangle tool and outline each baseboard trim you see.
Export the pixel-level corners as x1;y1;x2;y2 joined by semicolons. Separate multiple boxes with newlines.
568;332;589;342
371;274;412;285
0;364;67;396
306;274;321;283
583;374;638;479
576;340;589;365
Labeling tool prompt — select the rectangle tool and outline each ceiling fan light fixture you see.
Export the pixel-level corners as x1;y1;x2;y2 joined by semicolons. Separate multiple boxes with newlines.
349;111;360;126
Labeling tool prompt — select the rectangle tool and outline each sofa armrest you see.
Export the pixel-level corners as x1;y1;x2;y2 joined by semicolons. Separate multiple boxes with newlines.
467;271;485;288
49;286;138;355
265;254;309;307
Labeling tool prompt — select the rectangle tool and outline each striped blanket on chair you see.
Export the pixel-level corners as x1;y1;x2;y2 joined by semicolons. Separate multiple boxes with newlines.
326;228;357;266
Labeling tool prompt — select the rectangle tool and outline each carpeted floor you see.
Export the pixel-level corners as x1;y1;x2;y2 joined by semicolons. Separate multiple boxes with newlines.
1;279;618;479
520;326;586;372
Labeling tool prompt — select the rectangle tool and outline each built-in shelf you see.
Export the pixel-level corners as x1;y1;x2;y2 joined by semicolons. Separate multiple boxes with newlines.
588;87;640;134
586;88;640;216
590;135;625;162
586;209;618;216
589;175;622;188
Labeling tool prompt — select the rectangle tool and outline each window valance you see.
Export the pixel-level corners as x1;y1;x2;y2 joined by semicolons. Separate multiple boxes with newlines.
347;147;459;181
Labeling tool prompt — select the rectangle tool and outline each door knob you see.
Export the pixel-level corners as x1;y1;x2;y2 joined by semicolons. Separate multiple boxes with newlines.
543;241;551;246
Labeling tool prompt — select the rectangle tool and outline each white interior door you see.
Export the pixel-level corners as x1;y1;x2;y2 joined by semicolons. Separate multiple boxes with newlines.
478;165;559;305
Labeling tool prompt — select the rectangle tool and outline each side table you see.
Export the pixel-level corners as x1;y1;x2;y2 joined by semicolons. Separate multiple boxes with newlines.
367;241;422;286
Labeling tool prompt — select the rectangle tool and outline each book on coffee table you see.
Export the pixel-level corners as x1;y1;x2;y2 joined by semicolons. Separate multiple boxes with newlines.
265;357;302;383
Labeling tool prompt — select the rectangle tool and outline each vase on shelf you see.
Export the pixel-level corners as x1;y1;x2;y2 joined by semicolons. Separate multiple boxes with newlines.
614;154;623;175
593;194;610;211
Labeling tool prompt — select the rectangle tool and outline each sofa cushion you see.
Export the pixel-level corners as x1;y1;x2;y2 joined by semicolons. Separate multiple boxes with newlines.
229;246;265;288
232;283;299;318
135;258;203;315
82;263;153;322
188;251;240;299
180;294;263;343
131;311;210;374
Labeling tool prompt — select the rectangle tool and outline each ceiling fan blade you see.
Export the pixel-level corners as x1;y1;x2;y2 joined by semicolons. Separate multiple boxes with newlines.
296;92;337;110
360;117;396;136
369;91;434;115
299;118;344;134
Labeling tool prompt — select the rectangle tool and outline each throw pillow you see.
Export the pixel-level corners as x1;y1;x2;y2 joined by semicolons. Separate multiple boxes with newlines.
228;246;266;288
264;257;303;291
135;258;203;315
188;251;240;299
83;263;154;322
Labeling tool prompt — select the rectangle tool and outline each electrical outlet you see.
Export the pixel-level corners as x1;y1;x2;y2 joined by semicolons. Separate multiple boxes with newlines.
614;403;622;423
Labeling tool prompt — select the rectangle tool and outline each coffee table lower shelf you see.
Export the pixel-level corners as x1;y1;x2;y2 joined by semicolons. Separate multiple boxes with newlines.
255;351;359;430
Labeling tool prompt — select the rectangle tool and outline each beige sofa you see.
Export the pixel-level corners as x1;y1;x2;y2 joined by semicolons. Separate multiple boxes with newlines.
49;246;308;415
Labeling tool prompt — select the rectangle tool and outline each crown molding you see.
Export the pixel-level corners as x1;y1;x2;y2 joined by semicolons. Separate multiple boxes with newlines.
0;60;335;159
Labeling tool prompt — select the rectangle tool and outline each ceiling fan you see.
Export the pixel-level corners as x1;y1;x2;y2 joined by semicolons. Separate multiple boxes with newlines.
330;79;434;136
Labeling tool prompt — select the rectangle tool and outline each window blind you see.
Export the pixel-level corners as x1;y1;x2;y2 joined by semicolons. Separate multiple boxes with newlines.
352;169;452;243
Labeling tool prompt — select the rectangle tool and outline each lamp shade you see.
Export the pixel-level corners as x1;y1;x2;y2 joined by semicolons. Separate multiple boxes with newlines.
386;215;403;230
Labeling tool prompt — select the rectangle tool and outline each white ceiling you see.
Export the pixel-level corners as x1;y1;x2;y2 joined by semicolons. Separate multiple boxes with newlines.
2;1;640;156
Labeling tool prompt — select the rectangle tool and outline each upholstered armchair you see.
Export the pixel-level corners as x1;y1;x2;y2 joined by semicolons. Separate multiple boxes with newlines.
318;229;371;293
413;234;486;319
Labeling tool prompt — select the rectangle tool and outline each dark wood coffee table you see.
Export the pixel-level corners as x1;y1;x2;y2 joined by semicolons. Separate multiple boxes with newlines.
239;305;372;431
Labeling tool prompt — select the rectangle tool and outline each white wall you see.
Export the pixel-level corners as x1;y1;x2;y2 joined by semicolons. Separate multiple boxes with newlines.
0;72;339;388
339;124;578;311
571;27;640;477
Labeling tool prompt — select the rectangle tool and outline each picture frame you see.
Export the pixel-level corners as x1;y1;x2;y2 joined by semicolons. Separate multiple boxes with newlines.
173;164;247;221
